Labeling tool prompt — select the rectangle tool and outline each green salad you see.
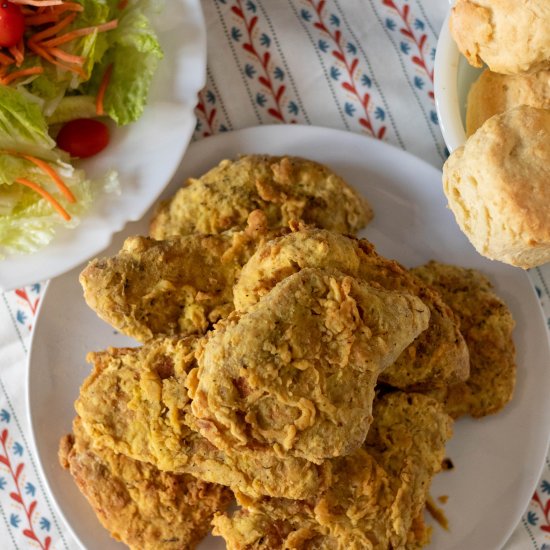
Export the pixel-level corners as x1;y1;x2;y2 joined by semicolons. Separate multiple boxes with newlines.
0;0;163;257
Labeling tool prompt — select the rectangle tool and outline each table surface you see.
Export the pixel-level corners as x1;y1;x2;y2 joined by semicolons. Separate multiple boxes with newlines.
0;1;549;549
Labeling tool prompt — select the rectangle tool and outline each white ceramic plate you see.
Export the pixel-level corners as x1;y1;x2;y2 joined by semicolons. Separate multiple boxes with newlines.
434;11;483;152
0;0;207;291
28;126;550;550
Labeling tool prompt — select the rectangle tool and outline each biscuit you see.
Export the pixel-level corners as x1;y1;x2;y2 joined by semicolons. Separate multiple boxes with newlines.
443;106;550;268
412;261;516;418
450;0;550;74
466;69;550;136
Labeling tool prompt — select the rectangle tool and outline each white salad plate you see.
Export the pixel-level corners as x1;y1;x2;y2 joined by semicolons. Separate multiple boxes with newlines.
0;0;207;291
28;125;550;550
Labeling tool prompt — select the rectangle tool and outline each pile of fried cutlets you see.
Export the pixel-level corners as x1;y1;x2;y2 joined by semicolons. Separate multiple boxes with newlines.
58;155;516;550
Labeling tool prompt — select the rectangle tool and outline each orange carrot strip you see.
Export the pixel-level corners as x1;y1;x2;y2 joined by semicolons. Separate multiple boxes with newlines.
28;42;86;77
20;154;76;203
47;47;85;65
41;20;118;48
50;2;84;13
10;1;64;6
15;178;71;221
29;13;77;42
96;63;113;116
8;45;24;67
0;52;15;66
0;67;44;85
25;13;59;25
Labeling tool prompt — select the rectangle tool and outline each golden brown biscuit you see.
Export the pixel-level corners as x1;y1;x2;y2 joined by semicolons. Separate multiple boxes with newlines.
466;69;550;136
212;392;453;550
149;155;372;239
59;418;232;550
450;0;550;74
188;268;430;464
234;228;470;390
412;261;516;418
443;106;550;268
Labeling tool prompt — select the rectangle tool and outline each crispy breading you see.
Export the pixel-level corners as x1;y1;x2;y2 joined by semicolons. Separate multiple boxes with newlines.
58;417;232;550
74;337;331;500
188;268;430;463
212;392;453;550
149;155;372;239
79;212;284;343
234;228;469;389
411;261;516;418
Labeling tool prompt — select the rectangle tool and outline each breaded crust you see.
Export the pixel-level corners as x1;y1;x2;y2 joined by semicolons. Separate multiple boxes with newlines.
79;212;285;343
149;155;372;239
212;392;453;550
188;268;430;463
411;261;516;418
75;337;331;500
59;418;232;550
234;228;469;389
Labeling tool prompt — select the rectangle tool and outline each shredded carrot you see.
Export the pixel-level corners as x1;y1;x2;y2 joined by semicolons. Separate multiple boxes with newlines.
41;20;119;49
25;13;59;25
0;52;15;66
96;63;113;116
19;154;76;203
8;44;24;67
10;1;64;6
0;67;44;85
49;2;84;13
28;42;86;77
47;47;85;66
28;13;77;43
15;178;71;221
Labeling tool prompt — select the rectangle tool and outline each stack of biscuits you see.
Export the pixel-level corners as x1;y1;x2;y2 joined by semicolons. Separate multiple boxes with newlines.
446;0;549;269
61;156;517;549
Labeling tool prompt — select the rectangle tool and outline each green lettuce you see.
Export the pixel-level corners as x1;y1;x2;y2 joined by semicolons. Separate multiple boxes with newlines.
0;88;119;258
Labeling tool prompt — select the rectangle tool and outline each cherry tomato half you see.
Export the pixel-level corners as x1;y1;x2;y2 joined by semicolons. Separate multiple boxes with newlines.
56;119;110;159
0;2;25;48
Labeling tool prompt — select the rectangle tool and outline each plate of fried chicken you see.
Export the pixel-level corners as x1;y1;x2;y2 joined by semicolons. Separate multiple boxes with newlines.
27;125;550;550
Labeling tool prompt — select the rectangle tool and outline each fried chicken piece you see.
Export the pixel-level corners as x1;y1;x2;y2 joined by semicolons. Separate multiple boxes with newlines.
58;417;232;550
80;212;284;343
411;261;516;418
212;392;453;550
189;268;430;464
234;228;469;390
149;155;372;239
75;337;331;500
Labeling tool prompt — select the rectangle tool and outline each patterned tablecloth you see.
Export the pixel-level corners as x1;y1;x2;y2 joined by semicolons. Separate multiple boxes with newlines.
1;1;549;549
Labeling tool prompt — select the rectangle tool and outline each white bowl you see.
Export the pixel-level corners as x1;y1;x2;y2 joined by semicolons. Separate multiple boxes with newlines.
434;11;483;153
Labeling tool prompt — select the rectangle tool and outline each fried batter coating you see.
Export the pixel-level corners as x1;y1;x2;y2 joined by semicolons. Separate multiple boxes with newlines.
411;261;516;418
80;212;283;343
58;417;232;550
149;155;372;239
75;337;331;500
234;228;469;390
212;392;453;550
189;268;430;463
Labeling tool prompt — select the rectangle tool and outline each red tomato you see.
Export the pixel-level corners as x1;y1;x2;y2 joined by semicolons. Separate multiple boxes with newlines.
0;2;25;48
56;119;110;159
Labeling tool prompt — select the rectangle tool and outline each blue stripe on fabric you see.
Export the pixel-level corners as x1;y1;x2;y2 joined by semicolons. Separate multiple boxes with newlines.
333;0;405;150
287;0;351;131
366;0;446;162
0;379;70;550
414;0;440;39
207;66;235;131
521;516;541;550
213;1;264;125
257;2;312;124
1;294;27;354
0;500;20;550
